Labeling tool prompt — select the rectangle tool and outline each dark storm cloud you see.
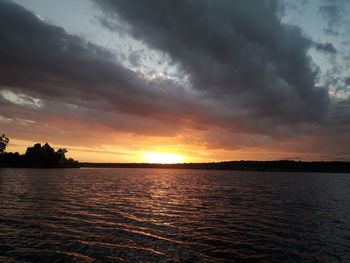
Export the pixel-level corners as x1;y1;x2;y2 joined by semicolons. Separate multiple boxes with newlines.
94;0;330;126
2;0;350;159
89;0;350;160
1;0;330;138
0;0;209;126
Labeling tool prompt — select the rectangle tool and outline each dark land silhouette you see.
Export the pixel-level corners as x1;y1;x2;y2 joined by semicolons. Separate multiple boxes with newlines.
0;141;79;168
80;161;350;173
1;134;350;172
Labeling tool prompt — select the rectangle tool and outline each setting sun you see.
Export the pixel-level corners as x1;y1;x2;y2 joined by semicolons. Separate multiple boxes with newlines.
144;152;185;164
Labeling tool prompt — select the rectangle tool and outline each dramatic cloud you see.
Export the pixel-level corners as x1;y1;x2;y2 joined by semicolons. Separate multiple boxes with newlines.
91;0;350;158
94;0;331;126
1;0;350;161
0;0;213;129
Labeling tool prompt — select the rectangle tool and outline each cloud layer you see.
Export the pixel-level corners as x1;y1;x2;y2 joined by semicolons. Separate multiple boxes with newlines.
1;0;350;160
94;0;331;124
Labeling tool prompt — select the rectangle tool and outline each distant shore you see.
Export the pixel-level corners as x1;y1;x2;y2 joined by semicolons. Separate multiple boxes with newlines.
0;164;80;169
79;160;350;173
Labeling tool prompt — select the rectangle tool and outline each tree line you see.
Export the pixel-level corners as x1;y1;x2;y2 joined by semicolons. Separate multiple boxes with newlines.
0;134;79;168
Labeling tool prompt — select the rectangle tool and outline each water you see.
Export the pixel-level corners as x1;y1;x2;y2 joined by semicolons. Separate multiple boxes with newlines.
0;168;349;263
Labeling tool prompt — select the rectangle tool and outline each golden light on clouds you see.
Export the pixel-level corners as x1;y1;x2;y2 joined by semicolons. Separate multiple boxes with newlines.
144;152;186;164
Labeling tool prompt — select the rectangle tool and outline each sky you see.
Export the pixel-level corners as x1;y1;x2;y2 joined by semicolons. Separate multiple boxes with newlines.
1;0;350;163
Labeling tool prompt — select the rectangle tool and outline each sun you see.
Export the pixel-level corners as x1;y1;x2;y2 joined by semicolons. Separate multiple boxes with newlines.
144;152;185;164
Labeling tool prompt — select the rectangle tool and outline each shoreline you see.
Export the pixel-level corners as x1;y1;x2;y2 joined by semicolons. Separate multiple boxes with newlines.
78;160;350;173
2;160;350;173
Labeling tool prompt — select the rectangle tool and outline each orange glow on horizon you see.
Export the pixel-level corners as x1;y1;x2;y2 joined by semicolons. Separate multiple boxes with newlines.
5;138;332;163
144;152;186;164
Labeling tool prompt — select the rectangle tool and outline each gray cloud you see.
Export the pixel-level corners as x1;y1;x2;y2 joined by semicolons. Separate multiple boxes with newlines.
319;0;349;35
313;42;337;54
90;0;350;160
128;50;142;67
0;0;212;127
1;0;330;137
2;0;350;160
344;77;350;86
94;0;330;127
319;4;343;22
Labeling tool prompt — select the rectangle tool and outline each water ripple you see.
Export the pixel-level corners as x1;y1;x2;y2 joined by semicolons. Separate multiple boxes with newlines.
1;168;350;262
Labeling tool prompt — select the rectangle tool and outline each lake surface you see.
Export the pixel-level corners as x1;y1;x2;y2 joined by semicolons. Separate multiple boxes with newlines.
0;168;349;262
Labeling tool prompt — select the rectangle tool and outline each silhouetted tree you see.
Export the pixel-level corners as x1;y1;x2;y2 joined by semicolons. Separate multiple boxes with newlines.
56;148;68;163
21;143;79;167
0;133;9;155
0;140;79;168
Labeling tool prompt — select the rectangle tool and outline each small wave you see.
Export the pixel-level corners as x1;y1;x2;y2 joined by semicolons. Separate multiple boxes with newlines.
1;168;349;262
